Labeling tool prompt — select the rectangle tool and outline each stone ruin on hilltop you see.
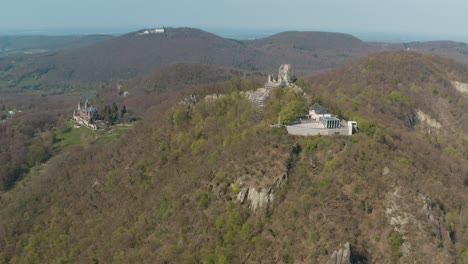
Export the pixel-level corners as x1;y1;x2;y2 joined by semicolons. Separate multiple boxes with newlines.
265;64;292;88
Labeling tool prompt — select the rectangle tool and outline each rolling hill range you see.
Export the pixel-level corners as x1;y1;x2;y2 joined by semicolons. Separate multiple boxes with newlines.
0;35;113;57
0;28;261;84
243;31;380;74
0;51;466;263
3;27;468;92
0;28;390;89
405;40;468;63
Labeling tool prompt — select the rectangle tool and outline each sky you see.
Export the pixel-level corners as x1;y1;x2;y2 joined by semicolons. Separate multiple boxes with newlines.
2;0;468;41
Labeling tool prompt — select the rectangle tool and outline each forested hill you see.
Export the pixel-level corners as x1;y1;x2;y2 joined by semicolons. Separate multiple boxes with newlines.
243;31;377;73
0;28;388;88
0;35;113;57
0;28;261;83
0;51;467;263
4;27;468;92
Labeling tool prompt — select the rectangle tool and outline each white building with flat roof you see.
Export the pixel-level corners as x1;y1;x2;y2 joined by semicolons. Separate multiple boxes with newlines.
286;103;358;136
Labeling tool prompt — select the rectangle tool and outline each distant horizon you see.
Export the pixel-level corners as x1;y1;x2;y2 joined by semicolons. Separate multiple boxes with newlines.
1;26;468;44
3;0;468;43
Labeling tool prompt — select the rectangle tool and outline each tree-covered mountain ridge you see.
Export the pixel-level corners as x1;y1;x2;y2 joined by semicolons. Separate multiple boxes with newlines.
4;27;468;92
0;51;467;263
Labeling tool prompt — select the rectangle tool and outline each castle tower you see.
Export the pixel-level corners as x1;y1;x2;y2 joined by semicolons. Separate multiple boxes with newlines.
278;64;291;85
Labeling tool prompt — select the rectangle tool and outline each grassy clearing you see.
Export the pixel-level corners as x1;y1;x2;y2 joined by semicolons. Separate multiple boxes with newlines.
57;126;97;148
17;77;40;89
0;80;9;89
56;121;133;149
95;125;133;145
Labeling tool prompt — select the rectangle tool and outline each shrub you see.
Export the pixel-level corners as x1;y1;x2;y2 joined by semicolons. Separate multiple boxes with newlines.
215;216;225;230
398;157;413;168
385;91;410;106
308;231;320;243
199;192;209;209
240;223;252;241
190;138;207;154
389;232;403;262
232;182;241;194
461;245;468;263
355;116;377;136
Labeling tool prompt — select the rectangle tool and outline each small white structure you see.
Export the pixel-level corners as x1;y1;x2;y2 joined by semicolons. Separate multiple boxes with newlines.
348;121;358;135
308;103;332;120
137;28;165;35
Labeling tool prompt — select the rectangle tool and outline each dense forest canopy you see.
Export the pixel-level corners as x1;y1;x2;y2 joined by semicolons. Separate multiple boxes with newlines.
0;50;467;263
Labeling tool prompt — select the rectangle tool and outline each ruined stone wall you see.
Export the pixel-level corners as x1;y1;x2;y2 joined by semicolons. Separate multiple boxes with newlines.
278;64;291;84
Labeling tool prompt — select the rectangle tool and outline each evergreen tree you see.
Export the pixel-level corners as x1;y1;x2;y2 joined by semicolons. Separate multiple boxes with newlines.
103;105;112;123
121;105;127;119
111;102;119;123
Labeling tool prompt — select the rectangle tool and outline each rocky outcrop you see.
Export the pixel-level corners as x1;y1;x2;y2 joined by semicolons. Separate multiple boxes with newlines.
416;110;441;131
237;177;280;210
236;144;298;210
451;81;468;94
204;93;223;102
385;188;415;258
237;187;274;210
236;173;288;210
236;188;249;204
385;188;416;234
328;242;352;264
238;173;288;210
178;94;198;109
384;189;454;261
420;195;452;246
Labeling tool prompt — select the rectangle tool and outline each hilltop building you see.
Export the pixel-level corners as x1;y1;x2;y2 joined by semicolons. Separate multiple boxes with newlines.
73;97;98;130
265;64;292;88
286;103;357;136
137;28;165;35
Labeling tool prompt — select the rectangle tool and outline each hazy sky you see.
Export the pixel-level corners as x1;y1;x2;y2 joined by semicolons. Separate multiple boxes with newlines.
2;0;468;40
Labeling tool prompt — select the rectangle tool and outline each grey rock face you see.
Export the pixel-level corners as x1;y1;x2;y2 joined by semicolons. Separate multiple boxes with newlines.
329;242;352;264
237;188;249;204
237;187;273;210
246;187;273;210
235;144;298;210
421;195;451;245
